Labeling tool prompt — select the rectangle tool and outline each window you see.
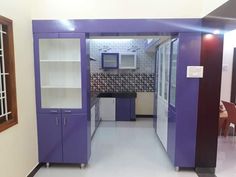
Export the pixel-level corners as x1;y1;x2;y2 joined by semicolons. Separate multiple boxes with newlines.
0;15;18;132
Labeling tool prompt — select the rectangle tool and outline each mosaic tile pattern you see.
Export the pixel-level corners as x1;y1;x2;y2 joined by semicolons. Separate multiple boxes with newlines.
91;73;154;92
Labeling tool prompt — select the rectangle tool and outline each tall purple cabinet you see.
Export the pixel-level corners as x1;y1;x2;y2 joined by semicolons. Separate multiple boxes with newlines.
154;33;201;168
33;31;90;165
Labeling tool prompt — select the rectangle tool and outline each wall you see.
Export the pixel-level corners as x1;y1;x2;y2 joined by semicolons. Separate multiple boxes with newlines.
0;1;38;177
31;0;204;19
220;30;236;101
201;0;229;16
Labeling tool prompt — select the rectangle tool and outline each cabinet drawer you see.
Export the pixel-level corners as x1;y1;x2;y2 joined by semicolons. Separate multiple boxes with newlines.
37;109;61;114
61;109;82;114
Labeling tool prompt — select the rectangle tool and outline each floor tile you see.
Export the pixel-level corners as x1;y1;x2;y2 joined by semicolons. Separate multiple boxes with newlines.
35;118;197;177
216;136;236;177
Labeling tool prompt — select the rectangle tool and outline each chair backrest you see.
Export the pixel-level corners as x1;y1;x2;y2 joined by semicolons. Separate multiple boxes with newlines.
222;101;236;124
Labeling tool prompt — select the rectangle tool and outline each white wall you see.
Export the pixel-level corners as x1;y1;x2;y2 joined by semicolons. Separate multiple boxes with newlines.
221;30;236;101
0;1;38;177
31;0;229;19
136;92;154;115
31;0;204;19
201;0;228;17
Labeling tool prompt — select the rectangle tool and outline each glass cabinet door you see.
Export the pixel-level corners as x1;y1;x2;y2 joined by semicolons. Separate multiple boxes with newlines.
39;38;82;109
156;40;171;150
169;39;179;107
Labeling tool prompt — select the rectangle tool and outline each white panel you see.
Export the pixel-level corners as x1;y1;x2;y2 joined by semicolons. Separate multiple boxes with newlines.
100;98;116;121
41;88;82;108
39;39;81;61
91;105;96;137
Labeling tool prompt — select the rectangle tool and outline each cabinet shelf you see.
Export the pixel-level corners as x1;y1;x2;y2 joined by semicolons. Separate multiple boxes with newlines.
40;60;80;62
41;86;81;89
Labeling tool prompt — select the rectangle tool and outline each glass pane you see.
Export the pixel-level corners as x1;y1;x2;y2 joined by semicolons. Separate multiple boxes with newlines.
0;116;6;124
155;50;159;91
158;48;163;97
103;54;118;68
120;54;135;68
169;39;179;107
164;42;170;101
39;38;82;109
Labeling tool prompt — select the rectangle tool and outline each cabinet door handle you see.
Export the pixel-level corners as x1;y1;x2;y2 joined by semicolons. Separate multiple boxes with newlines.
56;117;59;126
64;110;71;113
50;110;58;113
63;117;67;126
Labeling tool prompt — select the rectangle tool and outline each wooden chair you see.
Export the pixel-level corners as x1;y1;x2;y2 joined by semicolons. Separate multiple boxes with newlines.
222;101;236;136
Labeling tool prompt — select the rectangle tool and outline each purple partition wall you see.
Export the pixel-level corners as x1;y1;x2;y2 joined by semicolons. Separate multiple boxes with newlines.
32;18;219;168
167;33;201;167
32;19;201;34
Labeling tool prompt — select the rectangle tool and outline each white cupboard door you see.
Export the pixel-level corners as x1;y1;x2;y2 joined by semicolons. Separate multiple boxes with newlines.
100;98;116;121
156;41;171;150
91;105;96;137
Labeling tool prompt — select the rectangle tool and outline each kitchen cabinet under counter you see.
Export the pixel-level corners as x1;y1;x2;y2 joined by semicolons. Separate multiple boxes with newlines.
98;92;136;121
90;96;101;138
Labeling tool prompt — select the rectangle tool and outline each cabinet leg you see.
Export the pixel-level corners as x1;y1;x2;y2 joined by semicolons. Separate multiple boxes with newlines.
80;163;86;169
175;167;180;171
46;163;50;168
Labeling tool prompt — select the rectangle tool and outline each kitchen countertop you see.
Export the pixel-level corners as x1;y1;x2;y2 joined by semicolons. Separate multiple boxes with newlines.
90;92;137;108
97;92;137;98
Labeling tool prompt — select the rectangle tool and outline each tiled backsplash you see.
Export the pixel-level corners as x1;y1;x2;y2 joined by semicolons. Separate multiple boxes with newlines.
90;39;155;73
91;73;154;92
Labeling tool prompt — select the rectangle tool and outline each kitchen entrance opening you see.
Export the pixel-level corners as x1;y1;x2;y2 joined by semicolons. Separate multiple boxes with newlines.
89;35;170;136
88;34;198;177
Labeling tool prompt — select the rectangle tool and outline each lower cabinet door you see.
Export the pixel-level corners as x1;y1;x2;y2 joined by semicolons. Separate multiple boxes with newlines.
62;114;87;163
37;114;63;163
100;98;116;121
91;105;96;137
116;98;131;121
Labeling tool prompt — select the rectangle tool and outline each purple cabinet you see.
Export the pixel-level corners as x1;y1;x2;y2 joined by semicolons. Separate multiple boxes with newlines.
37;113;63;163
62;114;87;163
37;113;89;164
153;33;201;168
34;32;91;164
116;98;135;121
